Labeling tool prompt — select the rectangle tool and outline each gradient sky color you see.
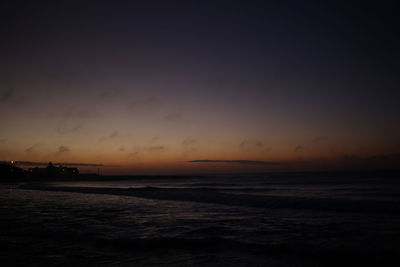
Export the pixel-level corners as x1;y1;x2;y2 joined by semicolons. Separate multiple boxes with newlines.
1;1;399;174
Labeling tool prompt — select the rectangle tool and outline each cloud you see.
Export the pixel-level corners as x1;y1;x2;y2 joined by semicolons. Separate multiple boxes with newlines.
58;146;70;153
56;123;83;134
25;143;42;153
0;138;6;143
182;138;197;145
147;146;165;151
239;140;271;150
239;140;272;153
294;145;304;152
109;131;118;138
0;88;13;102
149;136;159;143
188;160;281;165
98;131;119;143
119;146;126;152
240;140;264;148
131;145;166;155
25;147;35;153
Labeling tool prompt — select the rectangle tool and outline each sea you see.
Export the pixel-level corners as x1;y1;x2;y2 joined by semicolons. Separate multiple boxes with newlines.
0;172;399;266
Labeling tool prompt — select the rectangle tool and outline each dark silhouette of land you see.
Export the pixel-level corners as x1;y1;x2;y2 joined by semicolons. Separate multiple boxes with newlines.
1;161;399;183
0;161;201;182
0;162;83;181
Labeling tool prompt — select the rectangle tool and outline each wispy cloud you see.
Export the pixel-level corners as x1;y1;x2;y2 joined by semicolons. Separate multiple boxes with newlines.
98;131;119;143
182;138;197;146
25;143;42;153
56;123;83;134
240;140;264;148
109;131;118;139
239;140;271;152
25;147;35;153
58;146;70;153
294;145;304;152
146;146;165;151
188;160;281;165
149;136;159;143
130;145;166;155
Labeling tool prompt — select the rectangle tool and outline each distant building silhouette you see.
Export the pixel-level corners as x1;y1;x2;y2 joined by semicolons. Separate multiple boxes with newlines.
0;162;26;179
28;162;79;178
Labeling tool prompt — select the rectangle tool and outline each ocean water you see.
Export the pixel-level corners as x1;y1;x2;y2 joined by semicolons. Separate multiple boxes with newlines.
1;172;400;266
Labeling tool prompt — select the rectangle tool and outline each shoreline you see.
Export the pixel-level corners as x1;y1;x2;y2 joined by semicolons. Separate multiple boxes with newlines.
1;169;399;183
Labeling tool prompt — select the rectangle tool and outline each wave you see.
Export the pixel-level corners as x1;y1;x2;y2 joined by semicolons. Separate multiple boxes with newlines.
21;184;400;214
15;227;400;267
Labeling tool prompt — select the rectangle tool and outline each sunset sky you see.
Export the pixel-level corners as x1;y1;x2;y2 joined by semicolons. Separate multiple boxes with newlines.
1;1;399;174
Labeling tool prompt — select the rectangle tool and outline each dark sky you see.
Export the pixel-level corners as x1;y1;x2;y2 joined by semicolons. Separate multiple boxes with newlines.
1;1;399;173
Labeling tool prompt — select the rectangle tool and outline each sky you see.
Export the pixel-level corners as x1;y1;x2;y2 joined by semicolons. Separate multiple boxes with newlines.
1;1;399;174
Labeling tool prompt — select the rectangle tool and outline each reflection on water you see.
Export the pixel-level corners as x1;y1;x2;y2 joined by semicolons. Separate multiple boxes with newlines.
1;173;400;266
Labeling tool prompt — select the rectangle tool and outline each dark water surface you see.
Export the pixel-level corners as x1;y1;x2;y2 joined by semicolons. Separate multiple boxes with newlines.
1;173;400;266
